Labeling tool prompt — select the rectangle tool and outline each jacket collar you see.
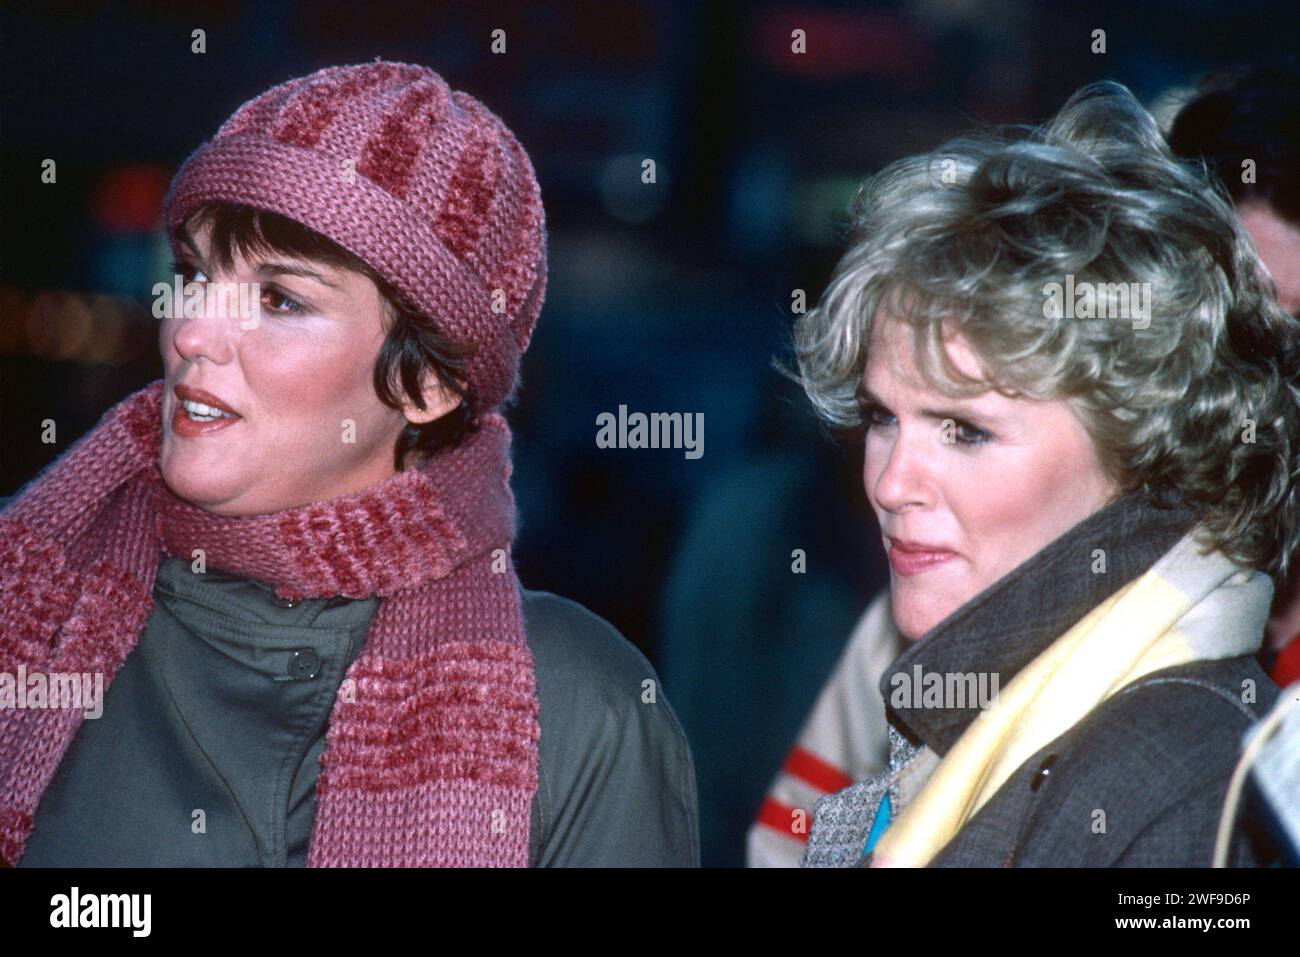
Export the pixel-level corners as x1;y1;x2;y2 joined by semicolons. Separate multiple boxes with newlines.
879;490;1197;755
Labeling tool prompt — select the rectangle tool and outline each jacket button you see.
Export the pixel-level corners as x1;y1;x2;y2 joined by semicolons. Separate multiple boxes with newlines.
1030;754;1058;792
288;649;321;680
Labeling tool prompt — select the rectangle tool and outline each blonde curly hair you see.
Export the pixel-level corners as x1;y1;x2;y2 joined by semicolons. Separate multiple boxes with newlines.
788;81;1300;578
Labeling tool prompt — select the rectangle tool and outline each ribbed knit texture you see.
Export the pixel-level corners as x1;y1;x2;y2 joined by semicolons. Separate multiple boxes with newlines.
162;60;547;412
0;381;540;867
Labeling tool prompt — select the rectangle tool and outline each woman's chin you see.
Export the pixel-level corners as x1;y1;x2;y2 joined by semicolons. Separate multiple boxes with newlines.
159;461;242;512
894;611;933;642
890;593;956;642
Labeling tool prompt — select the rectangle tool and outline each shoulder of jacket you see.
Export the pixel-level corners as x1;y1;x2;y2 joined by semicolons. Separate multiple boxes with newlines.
1020;659;1273;845
521;589;660;696
1108;657;1277;727
1055;658;1273;775
520;589;698;866
1001;665;1270;866
520;589;690;742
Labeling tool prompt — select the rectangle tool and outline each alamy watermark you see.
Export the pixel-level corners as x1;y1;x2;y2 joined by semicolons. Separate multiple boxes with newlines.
152;275;262;329
0;666;104;719
1043;274;1151;329
596;405;703;459
889;665;1000;710
50;886;150;937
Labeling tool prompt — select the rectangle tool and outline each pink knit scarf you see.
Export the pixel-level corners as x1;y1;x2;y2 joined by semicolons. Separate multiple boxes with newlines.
0;380;540;867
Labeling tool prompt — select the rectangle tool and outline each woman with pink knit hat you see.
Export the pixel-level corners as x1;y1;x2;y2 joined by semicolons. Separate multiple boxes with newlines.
0;61;698;867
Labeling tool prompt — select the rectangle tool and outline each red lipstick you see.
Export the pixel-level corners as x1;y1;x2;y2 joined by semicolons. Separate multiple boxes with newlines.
170;383;242;438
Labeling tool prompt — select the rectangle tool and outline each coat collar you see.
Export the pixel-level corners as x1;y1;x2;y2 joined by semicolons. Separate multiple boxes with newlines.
878;490;1198;756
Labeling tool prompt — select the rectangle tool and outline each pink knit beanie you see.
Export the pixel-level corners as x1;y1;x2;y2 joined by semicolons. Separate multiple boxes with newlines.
162;60;547;411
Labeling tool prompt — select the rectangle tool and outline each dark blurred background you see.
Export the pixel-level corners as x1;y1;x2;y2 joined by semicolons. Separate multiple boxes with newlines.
1;0;1295;866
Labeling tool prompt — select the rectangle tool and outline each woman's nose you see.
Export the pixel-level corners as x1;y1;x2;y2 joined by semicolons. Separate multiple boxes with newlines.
869;431;932;512
169;284;242;363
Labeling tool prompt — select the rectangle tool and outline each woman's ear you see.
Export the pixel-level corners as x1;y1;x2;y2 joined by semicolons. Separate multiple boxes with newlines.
401;372;462;425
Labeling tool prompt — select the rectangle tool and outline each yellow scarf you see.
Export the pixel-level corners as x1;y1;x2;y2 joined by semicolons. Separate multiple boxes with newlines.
871;528;1271;867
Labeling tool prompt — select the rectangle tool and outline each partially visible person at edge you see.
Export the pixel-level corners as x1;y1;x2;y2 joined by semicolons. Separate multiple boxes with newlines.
0;61;699;868
1166;59;1300;688
787;80;1299;867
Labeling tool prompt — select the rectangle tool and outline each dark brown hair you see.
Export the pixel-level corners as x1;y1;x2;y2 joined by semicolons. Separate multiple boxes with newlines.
179;202;478;470
1167;58;1300;227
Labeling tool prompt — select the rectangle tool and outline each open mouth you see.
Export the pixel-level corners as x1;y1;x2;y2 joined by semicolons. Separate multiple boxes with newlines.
178;398;236;423
170;383;242;436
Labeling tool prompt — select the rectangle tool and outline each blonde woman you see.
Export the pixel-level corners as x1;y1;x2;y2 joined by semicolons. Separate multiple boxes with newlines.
791;82;1299;867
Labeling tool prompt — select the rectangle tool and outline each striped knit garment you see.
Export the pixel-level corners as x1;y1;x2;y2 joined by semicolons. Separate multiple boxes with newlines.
0;381;540;867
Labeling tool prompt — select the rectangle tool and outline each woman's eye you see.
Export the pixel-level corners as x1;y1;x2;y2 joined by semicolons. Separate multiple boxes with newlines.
861;402;896;430
169;259;303;316
951;420;993;446
170;259;207;283
859;400;991;446
261;287;304;315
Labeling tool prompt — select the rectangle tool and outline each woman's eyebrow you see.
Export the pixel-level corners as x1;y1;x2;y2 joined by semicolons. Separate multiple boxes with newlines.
859;384;1002;426
175;225;339;288
253;262;340;288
